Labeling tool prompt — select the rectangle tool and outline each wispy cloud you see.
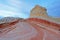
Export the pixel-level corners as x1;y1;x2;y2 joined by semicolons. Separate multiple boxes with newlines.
0;0;26;18
0;10;26;18
0;10;17;17
7;0;22;9
0;0;32;18
0;4;18;12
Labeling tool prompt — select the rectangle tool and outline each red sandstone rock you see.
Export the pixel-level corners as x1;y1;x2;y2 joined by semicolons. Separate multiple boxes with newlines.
0;18;60;40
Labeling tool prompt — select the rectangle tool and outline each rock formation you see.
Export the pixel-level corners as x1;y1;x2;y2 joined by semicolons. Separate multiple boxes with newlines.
30;5;60;24
30;5;48;18
0;17;23;24
0;5;60;40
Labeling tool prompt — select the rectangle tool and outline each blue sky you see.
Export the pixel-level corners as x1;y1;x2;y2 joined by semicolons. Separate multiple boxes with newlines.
0;0;60;19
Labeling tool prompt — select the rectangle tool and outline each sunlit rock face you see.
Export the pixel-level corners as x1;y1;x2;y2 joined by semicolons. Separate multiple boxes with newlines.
30;5;48;18
30;5;60;24
0;5;60;40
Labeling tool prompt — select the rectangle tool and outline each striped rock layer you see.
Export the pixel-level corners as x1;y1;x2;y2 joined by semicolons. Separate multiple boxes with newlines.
0;18;60;40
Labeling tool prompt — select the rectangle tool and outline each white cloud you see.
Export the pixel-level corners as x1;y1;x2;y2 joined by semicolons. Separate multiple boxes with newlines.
7;0;22;8
0;10;27;18
0;10;19;17
0;4;19;12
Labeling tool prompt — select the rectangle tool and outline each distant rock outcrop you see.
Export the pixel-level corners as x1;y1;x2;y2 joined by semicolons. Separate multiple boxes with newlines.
0;17;23;24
